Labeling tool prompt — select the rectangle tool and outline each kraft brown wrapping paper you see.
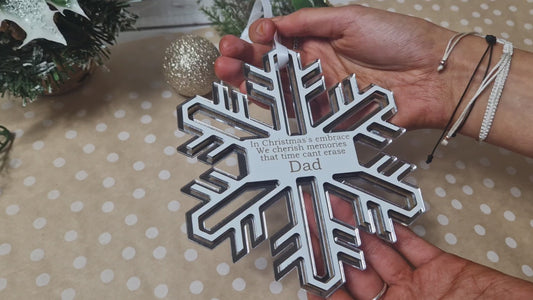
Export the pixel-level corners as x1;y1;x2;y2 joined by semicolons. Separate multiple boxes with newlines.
1;1;532;299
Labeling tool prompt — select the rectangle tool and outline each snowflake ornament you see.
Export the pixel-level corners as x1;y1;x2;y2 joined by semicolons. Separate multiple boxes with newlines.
0;0;87;47
176;48;425;297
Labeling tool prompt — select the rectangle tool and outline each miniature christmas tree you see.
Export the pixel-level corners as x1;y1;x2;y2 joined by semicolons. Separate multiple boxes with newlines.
0;0;136;105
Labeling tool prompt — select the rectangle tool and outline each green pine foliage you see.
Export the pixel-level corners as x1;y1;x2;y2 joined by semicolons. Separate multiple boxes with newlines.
198;0;294;37
0;0;136;105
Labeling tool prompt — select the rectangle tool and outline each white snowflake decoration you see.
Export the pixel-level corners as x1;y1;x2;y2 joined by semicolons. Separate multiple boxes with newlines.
176;48;425;297
0;0;87;47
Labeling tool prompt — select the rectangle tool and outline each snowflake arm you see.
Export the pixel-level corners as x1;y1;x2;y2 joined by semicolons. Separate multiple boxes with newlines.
270;180;366;297
319;74;404;149
244;50;290;132
177;82;273;164
286;52;326;134
185;170;286;261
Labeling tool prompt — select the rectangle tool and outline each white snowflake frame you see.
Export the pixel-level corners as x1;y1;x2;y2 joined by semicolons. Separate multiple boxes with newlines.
176;48;425;297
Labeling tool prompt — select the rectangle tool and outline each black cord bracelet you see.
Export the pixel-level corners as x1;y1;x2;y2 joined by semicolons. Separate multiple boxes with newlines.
426;35;497;164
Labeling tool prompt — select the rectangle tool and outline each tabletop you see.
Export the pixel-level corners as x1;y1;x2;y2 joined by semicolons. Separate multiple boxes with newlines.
128;0;212;29
1;0;533;299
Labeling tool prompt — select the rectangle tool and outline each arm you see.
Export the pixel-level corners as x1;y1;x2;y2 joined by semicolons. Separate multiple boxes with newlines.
215;5;533;157
448;38;533;156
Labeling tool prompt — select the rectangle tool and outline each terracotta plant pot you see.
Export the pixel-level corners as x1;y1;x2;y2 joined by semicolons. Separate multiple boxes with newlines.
43;63;96;96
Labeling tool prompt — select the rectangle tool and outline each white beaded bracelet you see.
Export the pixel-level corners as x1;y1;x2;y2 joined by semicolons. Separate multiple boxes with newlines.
444;37;513;143
478;41;513;141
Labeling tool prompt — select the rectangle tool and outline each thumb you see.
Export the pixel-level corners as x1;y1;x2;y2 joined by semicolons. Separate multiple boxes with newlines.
248;18;277;44
271;6;350;39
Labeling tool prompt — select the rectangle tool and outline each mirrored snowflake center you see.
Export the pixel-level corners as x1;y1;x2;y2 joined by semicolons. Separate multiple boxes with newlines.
247;132;358;175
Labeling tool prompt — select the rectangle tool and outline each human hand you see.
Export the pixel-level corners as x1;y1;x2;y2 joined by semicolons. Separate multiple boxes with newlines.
214;5;483;131
292;190;533;300
305;190;533;300
305;222;533;300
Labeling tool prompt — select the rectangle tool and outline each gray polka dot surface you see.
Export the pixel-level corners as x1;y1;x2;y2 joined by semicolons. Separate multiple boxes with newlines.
1;0;533;299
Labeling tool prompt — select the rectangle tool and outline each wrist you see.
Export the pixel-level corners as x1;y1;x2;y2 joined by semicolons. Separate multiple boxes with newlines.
434;34;533;157
438;34;501;138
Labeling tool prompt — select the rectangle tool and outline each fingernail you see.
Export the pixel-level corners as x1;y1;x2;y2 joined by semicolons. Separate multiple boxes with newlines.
256;21;266;37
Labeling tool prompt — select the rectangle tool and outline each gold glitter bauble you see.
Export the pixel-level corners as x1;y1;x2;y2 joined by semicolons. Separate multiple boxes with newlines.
162;34;220;97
